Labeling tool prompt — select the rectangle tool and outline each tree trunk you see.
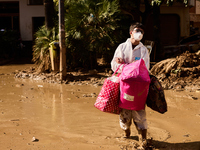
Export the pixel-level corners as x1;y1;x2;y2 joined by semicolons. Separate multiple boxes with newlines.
59;0;67;80
44;0;55;29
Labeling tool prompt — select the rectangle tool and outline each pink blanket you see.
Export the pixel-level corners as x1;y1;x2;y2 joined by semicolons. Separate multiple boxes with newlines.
119;59;150;110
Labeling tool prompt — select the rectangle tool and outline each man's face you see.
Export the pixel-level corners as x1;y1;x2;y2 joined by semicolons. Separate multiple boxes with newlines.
130;28;144;41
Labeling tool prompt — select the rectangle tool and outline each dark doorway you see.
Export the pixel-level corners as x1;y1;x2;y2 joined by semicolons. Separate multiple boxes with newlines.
32;17;45;39
160;14;180;46
144;14;180;60
145;14;180;46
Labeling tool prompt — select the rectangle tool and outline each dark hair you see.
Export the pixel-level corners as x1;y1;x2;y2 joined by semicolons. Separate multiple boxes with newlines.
129;22;145;33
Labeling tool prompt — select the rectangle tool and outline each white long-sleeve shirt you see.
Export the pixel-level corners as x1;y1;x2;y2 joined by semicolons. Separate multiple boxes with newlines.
111;38;150;73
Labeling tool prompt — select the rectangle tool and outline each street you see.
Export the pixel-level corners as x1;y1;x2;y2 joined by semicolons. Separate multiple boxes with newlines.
0;62;200;150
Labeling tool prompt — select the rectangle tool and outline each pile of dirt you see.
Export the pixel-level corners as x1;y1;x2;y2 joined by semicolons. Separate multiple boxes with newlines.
150;50;200;90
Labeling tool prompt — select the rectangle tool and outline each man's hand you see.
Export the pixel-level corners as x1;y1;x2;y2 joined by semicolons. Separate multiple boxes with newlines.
131;60;136;63
115;57;124;64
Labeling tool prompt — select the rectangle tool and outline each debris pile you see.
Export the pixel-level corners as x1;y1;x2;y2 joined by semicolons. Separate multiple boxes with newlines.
14;67;110;86
150;50;200;90
14;50;200;90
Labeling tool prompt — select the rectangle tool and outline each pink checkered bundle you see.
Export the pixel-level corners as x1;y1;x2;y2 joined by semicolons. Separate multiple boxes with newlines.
94;65;122;114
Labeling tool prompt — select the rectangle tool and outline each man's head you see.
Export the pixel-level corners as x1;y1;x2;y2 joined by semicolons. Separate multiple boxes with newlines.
130;22;145;33
130;22;145;42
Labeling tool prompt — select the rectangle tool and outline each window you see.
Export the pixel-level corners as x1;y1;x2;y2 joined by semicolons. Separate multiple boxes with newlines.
0;2;19;31
27;0;43;5
0;2;19;13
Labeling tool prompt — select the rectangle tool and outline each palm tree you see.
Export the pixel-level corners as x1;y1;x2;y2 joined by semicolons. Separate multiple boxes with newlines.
32;26;58;72
65;0;121;69
33;0;122;71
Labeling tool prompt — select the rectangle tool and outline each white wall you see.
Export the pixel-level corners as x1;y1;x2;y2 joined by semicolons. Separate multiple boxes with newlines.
19;0;45;41
0;0;45;41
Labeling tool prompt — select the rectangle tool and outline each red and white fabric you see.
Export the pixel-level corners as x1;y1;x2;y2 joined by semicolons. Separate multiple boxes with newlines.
94;65;122;114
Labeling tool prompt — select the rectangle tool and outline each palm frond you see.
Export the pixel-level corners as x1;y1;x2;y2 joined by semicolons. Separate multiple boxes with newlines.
32;26;58;72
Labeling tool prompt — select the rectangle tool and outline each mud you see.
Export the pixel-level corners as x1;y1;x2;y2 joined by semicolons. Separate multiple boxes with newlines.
0;63;200;150
151;51;200;91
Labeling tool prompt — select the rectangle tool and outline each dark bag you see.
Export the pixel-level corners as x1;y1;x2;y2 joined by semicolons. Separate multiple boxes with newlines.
146;75;167;114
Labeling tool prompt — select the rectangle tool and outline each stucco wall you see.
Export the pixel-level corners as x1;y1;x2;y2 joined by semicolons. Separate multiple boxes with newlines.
196;1;200;14
0;0;45;41
20;0;45;41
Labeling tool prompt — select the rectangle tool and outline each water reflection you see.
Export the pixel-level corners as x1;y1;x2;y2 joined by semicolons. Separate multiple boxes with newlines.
12;77;100;134
52;94;56;122
13;78;67;126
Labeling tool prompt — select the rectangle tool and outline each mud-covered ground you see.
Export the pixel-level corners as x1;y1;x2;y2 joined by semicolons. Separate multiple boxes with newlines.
0;60;200;150
13;64;200;92
13;50;200;91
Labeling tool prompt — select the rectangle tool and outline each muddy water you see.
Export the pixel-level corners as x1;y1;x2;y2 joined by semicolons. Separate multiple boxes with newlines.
0;63;200;150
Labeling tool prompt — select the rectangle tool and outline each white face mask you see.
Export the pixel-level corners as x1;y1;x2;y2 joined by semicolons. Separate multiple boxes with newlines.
133;32;143;41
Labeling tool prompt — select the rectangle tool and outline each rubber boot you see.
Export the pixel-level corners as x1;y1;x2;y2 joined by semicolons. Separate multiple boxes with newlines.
125;128;130;138
137;129;147;150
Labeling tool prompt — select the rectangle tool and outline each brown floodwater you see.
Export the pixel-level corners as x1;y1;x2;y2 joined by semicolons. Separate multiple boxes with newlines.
0;63;200;150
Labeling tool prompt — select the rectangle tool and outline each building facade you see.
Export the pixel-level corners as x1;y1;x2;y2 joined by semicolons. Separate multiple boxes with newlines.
0;0;45;41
